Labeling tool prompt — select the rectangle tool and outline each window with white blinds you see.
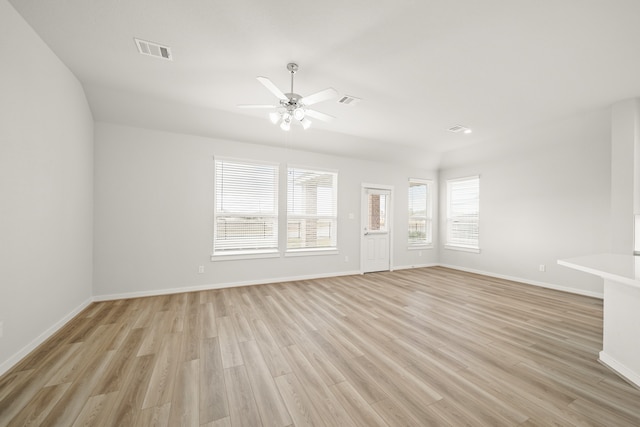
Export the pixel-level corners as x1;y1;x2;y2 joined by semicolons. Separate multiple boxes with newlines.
408;179;433;246
446;176;480;251
287;167;338;250
214;158;279;255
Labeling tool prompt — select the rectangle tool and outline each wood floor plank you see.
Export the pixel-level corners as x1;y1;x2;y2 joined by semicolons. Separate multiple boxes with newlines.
203;416;232;427
40;350;116;426
137;311;172;356
99;354;155;426
90;327;146;396
6;383;70;427
201;302;218;339
281;344;357;427
71;391;119;427
200;337;229;423
180;305;201;362
0;369;33;402
138;401;171;427
232;312;255;343
218;316;244;369
329;381;389;427
275;372;324;427
168;359;200;426
371;398;424;427
142;332;182;409
2;267;640;426
289;333;345;386
0;342;83;422
306;333;387;404
239;340;292;427
250;318;292;378
224;365;262;427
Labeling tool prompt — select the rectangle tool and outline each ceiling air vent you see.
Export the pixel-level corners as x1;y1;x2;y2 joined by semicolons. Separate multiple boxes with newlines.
134;38;172;61
447;124;471;134
337;95;362;106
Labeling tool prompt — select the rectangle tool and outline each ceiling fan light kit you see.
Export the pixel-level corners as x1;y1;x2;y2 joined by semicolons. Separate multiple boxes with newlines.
238;63;338;131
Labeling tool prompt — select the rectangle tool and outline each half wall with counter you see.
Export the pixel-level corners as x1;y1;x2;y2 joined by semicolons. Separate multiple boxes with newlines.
558;253;640;388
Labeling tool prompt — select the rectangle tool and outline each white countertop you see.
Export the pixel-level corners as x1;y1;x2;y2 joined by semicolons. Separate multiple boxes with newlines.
558;253;640;288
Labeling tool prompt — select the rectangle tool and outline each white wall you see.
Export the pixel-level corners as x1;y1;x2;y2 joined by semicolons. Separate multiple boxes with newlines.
0;0;94;373
93;123;438;298
610;98;639;254
438;109;611;297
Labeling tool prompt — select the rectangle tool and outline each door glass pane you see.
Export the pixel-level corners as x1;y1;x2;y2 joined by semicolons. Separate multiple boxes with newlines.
368;193;388;232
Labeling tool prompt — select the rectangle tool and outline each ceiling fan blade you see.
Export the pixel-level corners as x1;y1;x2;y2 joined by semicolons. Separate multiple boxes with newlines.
300;87;338;106
237;104;277;109
305;109;335;122
256;76;288;100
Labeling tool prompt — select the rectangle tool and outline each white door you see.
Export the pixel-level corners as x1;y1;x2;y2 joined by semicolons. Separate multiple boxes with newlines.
362;187;391;273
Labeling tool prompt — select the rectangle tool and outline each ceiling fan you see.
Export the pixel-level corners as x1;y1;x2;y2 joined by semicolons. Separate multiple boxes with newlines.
238;63;338;131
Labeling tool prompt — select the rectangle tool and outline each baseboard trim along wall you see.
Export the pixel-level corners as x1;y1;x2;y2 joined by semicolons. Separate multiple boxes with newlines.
0;297;94;377
93;270;363;302
438;264;604;299
393;263;439;271
599;351;640;389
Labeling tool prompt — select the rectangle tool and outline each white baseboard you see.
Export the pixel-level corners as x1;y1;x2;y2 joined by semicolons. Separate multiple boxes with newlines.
393;263;438;271
599;351;640;389
438;264;604;299
0;297;94;377
94;264;603;301
93;270;362;302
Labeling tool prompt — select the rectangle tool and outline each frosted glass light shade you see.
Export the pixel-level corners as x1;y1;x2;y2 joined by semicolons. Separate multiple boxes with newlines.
293;108;305;121
269;112;280;124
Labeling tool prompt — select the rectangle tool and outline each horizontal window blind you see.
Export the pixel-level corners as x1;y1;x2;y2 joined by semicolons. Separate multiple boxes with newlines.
446;176;479;249
408;179;432;246
214;158;278;254
287;167;338;250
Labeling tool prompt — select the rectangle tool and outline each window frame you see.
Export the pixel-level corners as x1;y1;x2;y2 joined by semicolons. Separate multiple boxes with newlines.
212;156;280;260
407;178;433;249
286;165;339;255
445;175;480;253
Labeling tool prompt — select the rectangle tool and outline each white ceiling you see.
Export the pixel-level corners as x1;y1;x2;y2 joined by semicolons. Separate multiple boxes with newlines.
9;0;640;168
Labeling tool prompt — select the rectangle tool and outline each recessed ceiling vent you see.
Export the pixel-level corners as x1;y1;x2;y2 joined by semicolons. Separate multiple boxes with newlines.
337;95;361;106
134;38;172;61
447;124;472;134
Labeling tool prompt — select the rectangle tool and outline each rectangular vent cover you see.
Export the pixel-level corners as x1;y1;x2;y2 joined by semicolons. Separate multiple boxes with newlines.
447;124;470;133
337;95;362;106
134;38;172;61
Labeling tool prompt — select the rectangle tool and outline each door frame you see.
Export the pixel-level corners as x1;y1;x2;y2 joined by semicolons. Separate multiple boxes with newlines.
360;183;394;274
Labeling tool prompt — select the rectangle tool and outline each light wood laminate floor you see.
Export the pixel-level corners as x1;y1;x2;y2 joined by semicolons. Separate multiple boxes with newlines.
1;267;640;426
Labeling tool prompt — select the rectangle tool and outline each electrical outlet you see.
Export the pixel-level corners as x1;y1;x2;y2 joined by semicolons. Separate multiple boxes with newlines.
539;264;546;272
344;256;349;263
418;251;423;256
198;265;204;274
0;321;3;338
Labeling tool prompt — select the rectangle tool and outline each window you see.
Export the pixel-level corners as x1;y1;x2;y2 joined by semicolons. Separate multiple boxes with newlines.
446;176;479;252
408;179;433;246
287;167;338;251
213;158;278;256
368;192;389;232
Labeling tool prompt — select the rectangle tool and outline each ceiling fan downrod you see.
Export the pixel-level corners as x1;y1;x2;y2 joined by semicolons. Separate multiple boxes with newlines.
287;62;298;95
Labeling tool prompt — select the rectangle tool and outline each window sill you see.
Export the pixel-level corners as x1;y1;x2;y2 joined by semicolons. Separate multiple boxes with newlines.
285;248;339;257
408;244;433;251
444;244;480;254
211;250;280;262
